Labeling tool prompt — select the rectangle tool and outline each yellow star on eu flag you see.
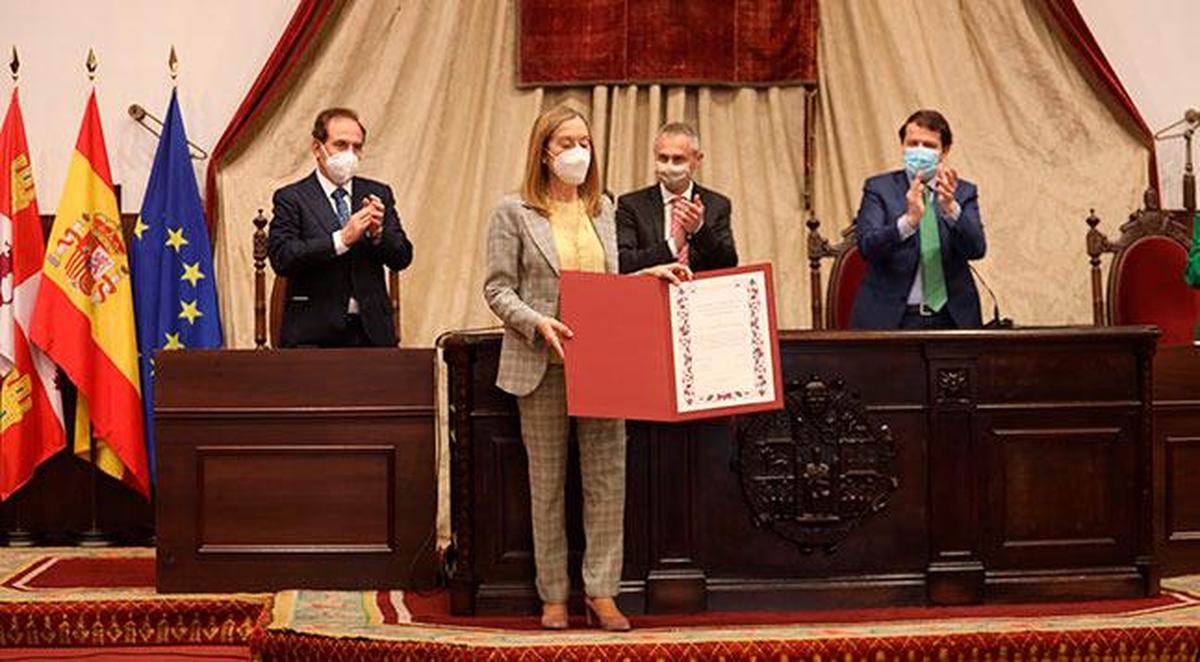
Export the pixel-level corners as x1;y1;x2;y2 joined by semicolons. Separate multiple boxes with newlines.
180;261;205;287
165;227;189;252
133;216;150;241
163;332;185;350
178;299;203;324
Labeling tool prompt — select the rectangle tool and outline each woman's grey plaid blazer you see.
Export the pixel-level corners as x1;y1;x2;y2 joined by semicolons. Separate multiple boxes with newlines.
483;194;618;396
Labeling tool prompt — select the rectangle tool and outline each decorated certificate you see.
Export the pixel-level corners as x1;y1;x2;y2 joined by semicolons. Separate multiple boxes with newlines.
669;268;776;413
561;263;782;422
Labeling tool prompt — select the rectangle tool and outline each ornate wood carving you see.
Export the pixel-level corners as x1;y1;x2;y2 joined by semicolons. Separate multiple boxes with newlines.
801;217;859;331
806;214;833;330
936;368;970;404
252;210;268;349
735;375;898;553
806;216;858;330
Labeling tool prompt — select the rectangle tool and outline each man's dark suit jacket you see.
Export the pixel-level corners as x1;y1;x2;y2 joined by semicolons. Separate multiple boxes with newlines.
850;169;986;330
616;183;738;273
267;172;413;347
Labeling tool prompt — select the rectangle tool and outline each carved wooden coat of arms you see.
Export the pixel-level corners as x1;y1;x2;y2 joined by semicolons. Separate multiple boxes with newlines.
735;375;898;553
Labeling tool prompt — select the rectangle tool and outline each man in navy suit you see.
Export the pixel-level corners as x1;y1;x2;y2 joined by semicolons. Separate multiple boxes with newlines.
267;107;413;347
850;109;986;330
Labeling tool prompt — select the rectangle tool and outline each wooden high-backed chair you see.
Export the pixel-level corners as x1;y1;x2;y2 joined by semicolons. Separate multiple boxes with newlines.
1086;189;1199;346
806;215;864;330
252;210;401;348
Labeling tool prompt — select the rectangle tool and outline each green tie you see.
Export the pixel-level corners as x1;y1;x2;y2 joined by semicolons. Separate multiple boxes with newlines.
919;190;948;312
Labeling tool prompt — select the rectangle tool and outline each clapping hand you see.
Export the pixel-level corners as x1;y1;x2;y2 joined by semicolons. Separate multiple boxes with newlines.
904;174;926;229
362;194;385;243
341;203;380;245
671;195;705;234
934;164;959;217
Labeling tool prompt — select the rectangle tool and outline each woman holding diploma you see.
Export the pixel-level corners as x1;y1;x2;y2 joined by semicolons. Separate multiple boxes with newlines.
484;105;687;631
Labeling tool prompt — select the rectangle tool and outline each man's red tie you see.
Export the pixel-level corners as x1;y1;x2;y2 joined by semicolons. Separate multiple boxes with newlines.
670;196;690;267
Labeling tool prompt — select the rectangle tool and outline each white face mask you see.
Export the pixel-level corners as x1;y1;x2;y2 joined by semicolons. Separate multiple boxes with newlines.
549;146;591;186
321;144;359;185
655;161;691;190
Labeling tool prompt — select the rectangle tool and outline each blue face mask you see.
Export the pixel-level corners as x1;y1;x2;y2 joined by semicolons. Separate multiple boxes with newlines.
904;146;940;183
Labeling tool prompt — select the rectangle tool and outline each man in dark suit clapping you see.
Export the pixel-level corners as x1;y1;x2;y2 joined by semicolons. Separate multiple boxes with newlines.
616;122;737;274
850;109;986;330
267;107;413;347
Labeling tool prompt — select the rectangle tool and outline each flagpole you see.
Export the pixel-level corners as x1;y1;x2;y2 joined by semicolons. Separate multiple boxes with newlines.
77;432;110;546
145;47;181;549
77;47;110;548
1;47;36;548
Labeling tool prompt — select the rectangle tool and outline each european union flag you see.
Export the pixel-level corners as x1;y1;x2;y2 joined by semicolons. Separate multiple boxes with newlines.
131;89;223;483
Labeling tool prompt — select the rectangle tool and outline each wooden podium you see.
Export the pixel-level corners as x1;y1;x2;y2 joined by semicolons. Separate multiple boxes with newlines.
154;348;437;593
445;327;1161;615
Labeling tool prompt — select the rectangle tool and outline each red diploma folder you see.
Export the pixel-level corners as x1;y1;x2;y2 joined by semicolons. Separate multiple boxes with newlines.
560;263;783;421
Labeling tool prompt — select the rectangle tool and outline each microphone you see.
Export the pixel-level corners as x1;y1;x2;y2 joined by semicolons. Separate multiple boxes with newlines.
1186;108;1200;125
970;265;1013;329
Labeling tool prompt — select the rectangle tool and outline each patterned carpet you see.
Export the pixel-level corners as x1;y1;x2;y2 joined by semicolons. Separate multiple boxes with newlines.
0;547;269;648
3;547;1199;660
254;580;1200;660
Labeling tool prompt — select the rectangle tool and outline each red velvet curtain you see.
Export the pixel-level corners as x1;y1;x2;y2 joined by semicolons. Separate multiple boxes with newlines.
1042;0;1160;194
518;0;818;87
203;0;342;236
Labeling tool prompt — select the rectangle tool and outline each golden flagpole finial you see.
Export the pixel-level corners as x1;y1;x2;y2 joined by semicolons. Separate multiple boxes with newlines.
9;47;17;83
86;47;97;81
169;45;178;81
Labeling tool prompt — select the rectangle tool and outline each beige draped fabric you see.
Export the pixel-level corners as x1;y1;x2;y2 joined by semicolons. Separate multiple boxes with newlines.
814;0;1150;326
213;2;810;351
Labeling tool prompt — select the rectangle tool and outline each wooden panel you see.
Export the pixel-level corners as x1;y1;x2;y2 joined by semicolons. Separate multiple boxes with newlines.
1151;346;1200;575
1153;345;1200;403
155;349;437;593
1165;435;1200;542
155;348;433;408
780;344;925;406
197;446;392;550
983;414;1134;569
975;347;1138;403
492;432;533;566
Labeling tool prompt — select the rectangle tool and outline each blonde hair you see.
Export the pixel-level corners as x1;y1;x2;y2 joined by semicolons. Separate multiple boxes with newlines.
520;105;602;218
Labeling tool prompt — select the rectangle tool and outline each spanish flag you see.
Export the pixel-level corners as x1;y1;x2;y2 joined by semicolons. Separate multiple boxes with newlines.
30;90;147;497
0;89;65;499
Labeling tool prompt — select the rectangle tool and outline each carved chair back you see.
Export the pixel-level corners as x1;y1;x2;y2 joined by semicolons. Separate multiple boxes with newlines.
1086;189;1198;346
807;216;863;329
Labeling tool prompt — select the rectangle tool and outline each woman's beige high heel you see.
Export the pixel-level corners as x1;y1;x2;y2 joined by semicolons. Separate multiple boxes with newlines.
584;597;631;632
